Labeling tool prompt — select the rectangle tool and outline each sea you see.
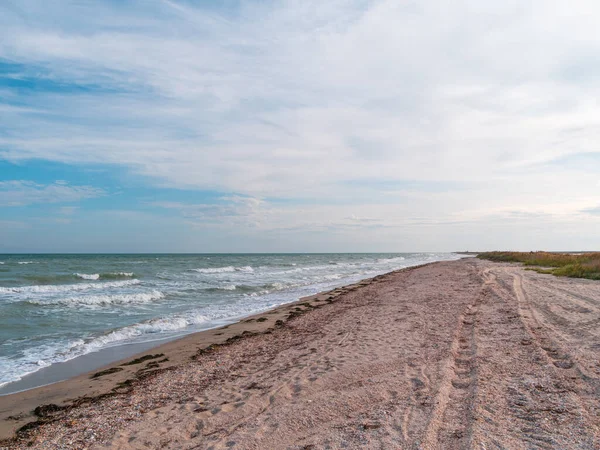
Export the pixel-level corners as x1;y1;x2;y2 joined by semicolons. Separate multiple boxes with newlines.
0;253;461;389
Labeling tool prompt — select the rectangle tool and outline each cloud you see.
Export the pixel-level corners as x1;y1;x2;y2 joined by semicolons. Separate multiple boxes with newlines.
153;196;269;229
0;180;104;206
1;1;600;249
1;1;599;193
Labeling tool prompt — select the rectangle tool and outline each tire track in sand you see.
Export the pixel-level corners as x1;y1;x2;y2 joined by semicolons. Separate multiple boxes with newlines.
512;271;577;371
420;269;490;448
507;268;600;448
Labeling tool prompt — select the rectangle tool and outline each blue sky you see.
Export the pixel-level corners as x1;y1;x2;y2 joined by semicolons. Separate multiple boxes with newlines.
1;0;599;252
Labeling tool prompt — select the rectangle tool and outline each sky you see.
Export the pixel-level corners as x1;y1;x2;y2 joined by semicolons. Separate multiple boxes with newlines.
1;0;599;253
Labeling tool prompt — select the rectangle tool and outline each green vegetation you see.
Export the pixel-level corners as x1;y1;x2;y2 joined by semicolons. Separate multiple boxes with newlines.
477;251;600;280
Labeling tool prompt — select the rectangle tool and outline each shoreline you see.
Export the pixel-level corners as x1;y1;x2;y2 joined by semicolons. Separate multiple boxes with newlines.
0;268;403;441
0;315;248;397
1;256;453;397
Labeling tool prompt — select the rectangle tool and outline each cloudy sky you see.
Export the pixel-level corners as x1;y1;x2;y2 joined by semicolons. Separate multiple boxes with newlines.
1;0;599;252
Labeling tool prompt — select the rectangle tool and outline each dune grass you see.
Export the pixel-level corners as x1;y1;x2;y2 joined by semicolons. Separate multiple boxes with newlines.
477;251;600;280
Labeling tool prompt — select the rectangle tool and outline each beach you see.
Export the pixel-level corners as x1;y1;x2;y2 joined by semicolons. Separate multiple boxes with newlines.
0;253;455;391
2;257;600;449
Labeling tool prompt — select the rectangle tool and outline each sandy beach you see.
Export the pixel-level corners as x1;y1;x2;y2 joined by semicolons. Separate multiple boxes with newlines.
2;258;600;449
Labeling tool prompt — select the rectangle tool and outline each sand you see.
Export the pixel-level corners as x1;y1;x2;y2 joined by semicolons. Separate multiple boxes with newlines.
1;258;599;449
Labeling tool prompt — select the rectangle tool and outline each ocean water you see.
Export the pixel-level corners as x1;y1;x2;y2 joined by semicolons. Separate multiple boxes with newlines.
0;253;461;387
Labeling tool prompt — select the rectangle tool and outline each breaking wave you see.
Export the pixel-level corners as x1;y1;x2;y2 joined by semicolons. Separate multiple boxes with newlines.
66;312;212;357
0;279;141;295
75;272;135;280
75;273;99;280
192;266;254;274
26;290;165;307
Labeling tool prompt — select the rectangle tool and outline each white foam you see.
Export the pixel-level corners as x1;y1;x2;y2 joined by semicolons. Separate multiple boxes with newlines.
76;312;210;352
378;256;406;263
193;265;253;274
220;284;237;290
111;272;134;277
0;279;140;295
18;261;33;264
193;266;234;273
0;311;211;387
28;290;165;307
75;273;100;280
322;273;343;281
269;264;335;275
0;348;52;387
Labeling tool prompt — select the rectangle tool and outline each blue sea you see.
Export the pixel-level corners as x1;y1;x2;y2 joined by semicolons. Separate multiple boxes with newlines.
0;253;461;388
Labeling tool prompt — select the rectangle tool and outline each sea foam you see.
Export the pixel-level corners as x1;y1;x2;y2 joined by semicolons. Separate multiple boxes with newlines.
0;310;211;387
27;290;165;307
0;279;141;295
77;312;211;352
75;273;100;280
192;265;253;274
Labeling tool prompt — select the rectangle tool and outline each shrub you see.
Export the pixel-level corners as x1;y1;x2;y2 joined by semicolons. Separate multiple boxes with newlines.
477;251;600;280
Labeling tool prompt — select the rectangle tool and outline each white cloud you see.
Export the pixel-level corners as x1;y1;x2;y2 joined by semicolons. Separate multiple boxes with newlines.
1;0;600;248
0;181;104;206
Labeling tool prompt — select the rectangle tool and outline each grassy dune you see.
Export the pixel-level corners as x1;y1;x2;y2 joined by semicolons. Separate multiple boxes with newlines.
477;251;600;280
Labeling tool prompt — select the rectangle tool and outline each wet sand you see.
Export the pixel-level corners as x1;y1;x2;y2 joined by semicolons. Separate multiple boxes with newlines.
2;258;600;449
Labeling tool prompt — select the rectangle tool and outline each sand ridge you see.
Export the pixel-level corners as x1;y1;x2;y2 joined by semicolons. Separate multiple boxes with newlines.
2;258;600;449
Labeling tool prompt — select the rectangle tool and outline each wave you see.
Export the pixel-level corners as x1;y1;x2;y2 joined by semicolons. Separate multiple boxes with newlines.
0;311;208;387
75;273;99;280
378;256;406;263
26;290;165;307
268;281;286;290
75;272;135;280
219;284;237;291
105;272;134;278
198;284;240;292
77;312;210;352
202;280;305;294
200;284;252;293
0;279;141;295
267;264;345;276
321;273;343;281
192;266;254;274
18;261;34;265
21;273;136;284
205;282;288;293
